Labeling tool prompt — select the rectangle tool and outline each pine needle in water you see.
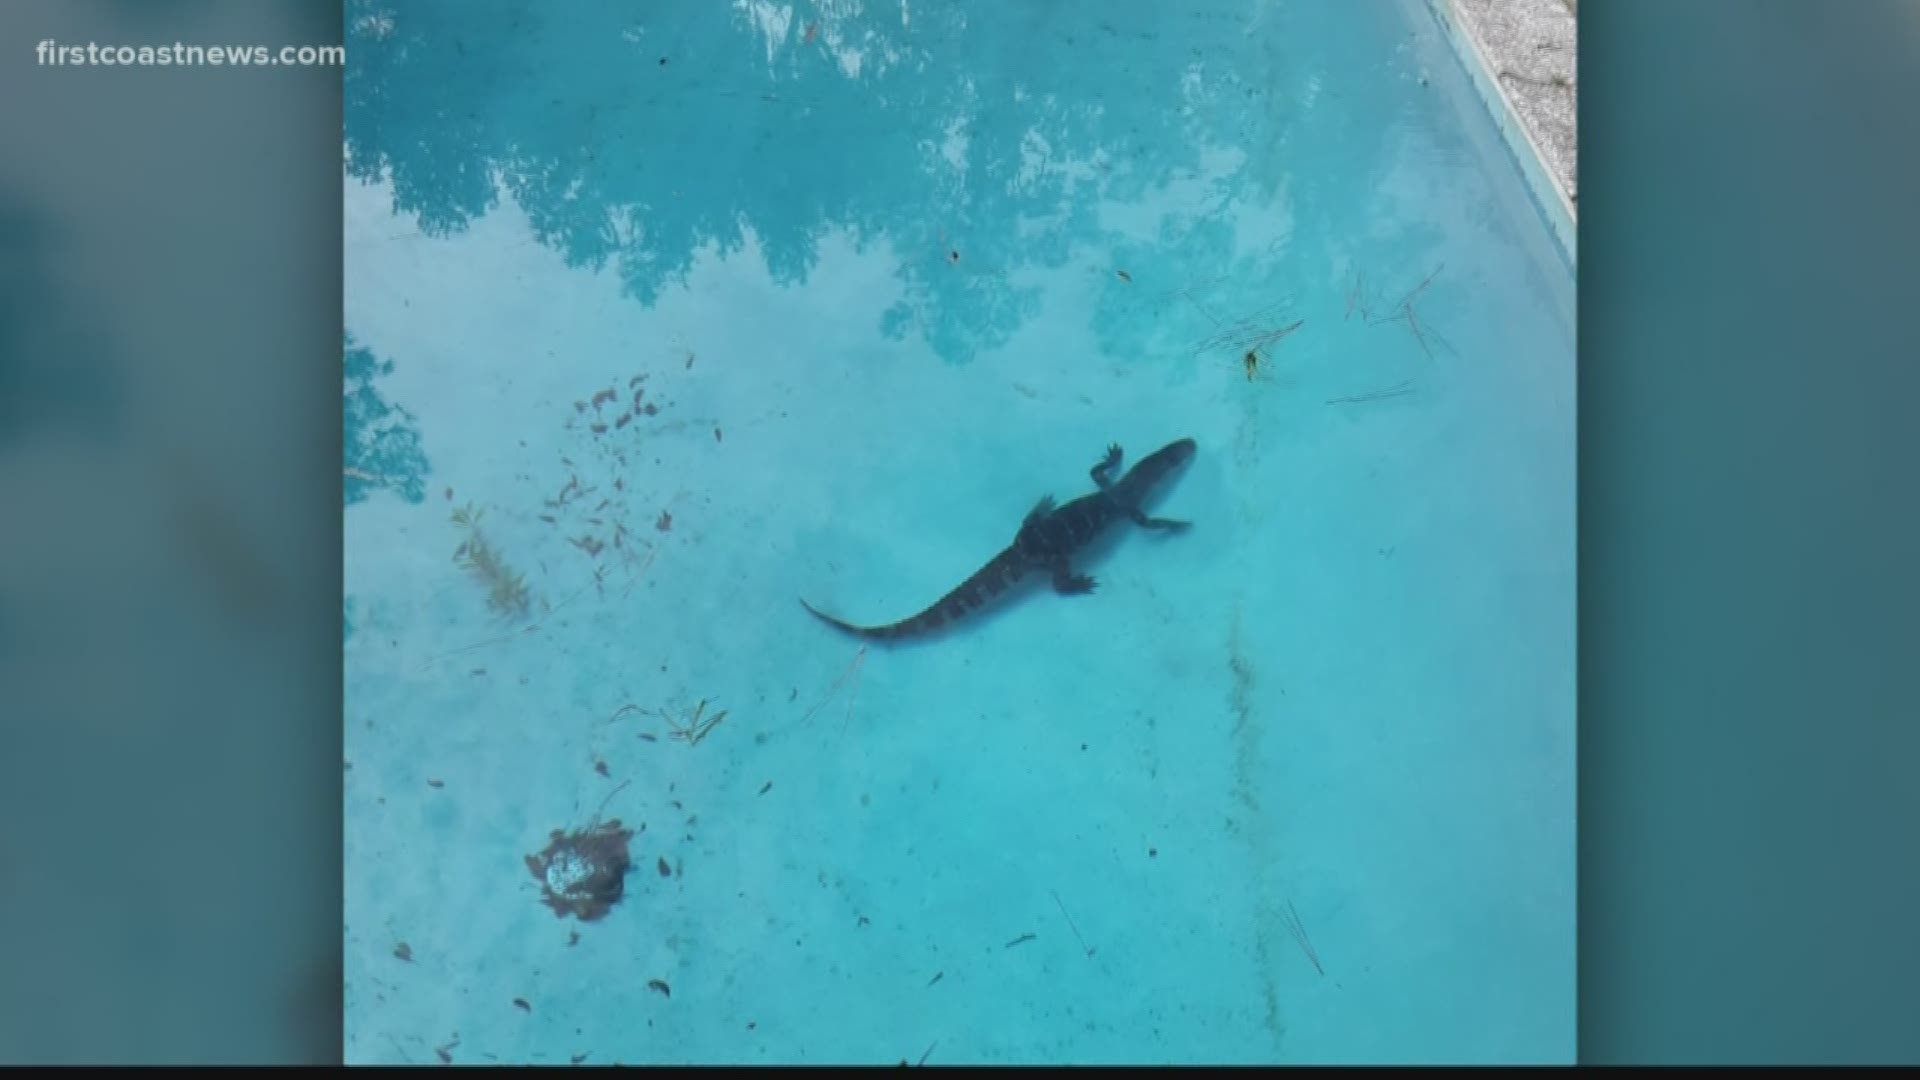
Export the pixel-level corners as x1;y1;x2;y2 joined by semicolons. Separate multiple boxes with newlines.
450;502;532;621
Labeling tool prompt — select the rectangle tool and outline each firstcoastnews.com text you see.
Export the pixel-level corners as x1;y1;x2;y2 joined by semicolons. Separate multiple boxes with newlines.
36;40;344;67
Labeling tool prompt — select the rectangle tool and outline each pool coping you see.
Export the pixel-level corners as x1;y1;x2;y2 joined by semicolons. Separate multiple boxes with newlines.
1424;0;1578;268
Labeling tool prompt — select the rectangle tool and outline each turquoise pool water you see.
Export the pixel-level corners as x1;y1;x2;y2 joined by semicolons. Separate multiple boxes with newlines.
342;0;1574;1065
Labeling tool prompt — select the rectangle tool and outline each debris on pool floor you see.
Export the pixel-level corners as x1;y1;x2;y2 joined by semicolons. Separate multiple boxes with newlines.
525;819;636;921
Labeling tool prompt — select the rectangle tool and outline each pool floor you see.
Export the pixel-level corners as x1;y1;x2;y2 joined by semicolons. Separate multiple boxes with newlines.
343;0;1575;1065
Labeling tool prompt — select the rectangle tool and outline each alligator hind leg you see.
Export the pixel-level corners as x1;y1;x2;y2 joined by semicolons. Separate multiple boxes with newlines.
1050;557;1098;595
1090;443;1123;489
1130;508;1191;532
1023;495;1056;528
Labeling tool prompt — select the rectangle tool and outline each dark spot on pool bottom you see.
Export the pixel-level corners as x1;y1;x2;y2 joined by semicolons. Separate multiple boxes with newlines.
513;997;531;1013
1149;848;1158;858
657;856;671;877
647;979;671;998
526;821;635;921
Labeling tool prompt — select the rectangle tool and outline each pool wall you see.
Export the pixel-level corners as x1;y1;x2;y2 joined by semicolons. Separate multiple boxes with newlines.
1425;0;1577;267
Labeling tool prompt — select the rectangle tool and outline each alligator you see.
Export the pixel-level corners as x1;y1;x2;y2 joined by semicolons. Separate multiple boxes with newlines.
799;438;1197;642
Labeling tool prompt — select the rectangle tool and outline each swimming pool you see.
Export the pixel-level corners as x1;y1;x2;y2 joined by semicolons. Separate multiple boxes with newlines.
343;0;1574;1065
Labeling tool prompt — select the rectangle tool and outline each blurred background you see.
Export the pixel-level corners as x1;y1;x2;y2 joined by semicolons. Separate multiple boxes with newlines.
0;0;342;1064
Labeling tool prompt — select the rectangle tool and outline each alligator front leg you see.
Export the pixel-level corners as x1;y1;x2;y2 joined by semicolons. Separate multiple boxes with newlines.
1050;557;1097;595
1130;508;1190;532
1089;443;1123;490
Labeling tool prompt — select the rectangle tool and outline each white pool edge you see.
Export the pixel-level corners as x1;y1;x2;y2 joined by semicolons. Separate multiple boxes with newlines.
1424;0;1578;270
